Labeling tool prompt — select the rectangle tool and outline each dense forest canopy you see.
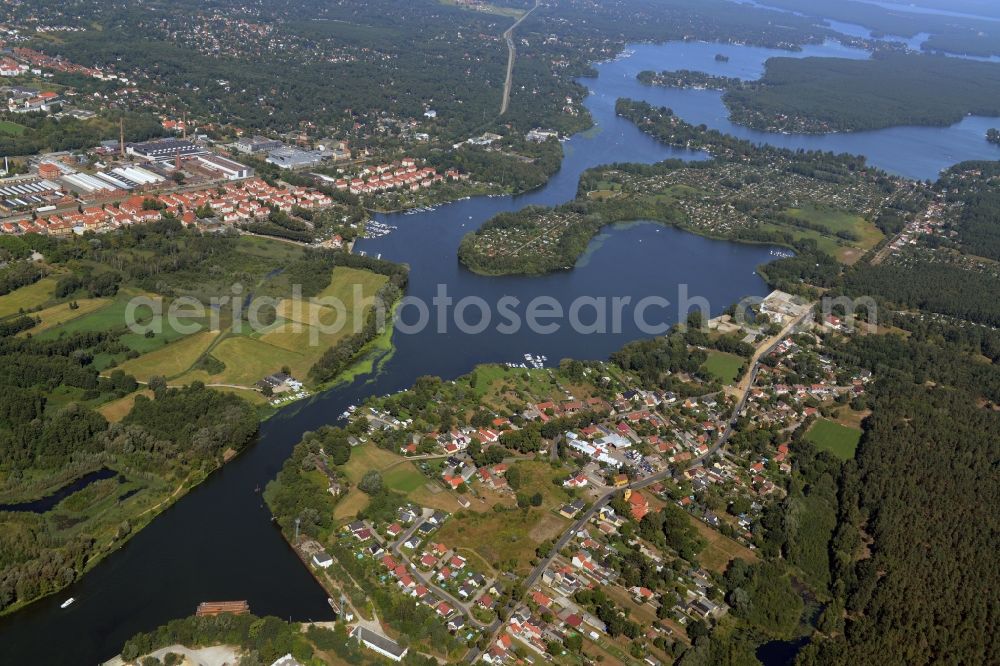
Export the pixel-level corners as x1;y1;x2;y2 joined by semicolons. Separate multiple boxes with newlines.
723;54;1000;133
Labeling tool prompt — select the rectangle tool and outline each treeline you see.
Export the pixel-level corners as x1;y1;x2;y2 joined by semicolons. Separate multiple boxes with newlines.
120;614;313;664
0;261;44;297
841;259;1000;327
637;69;743;91
0;111;165;156
611;331;708;391
264;431;339;539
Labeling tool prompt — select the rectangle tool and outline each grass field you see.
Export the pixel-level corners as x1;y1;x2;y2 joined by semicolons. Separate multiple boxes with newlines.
506;460;573;510
0;277;57;318
434;506;561;574
783;205;884;262
806;418;862;460
702;350;744;384
277;267;387;326
382;464;428;494
0;120;26;136
179;334;300;387
98;390;154;422
34;291;204;352
18;298;110;336
689;514;757;573
117;330;219;382
333;446;425;522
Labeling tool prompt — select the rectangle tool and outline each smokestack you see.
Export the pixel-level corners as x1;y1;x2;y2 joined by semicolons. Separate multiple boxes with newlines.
119;117;125;159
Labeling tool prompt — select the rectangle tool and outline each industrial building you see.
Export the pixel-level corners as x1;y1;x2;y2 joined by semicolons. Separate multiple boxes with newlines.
233;135;284;154
193;154;253;180
265;146;324;169
0;177;67;212
128;138;208;162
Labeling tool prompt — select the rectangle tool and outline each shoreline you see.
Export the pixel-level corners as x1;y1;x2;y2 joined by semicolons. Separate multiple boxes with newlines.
459;215;802;278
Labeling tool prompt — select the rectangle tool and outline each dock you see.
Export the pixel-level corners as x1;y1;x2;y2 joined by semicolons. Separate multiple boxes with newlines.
195;600;250;617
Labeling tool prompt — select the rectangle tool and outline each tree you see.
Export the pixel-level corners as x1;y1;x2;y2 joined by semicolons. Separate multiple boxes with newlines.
359;470;383;495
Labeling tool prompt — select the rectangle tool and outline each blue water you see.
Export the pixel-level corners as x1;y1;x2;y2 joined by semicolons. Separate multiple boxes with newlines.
618;41;1000;180
855;0;1000;23
2;35;999;665
0;468;118;513
738;0;1000;57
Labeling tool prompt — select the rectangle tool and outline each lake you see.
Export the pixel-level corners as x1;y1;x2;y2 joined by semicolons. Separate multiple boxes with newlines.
1;33;998;664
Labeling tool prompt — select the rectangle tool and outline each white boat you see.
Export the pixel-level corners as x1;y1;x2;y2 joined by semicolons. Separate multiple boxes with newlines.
60;598;75;609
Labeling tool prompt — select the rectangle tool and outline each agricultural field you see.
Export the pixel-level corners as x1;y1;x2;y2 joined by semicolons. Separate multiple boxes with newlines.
117;330;220;382
806;418;862;460
17;298;110;336
702;350;744;384
0;277;57;317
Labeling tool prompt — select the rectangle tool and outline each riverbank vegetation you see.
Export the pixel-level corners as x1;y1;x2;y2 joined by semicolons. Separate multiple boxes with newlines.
0;379;258;615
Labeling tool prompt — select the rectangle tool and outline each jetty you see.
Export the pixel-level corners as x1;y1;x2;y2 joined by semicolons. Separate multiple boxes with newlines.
195;600;250;617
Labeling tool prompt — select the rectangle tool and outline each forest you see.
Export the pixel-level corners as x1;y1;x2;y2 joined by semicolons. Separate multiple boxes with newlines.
797;377;999;665
937;160;1000;261
723;54;1000;133
840;259;1000;327
0;373;259;614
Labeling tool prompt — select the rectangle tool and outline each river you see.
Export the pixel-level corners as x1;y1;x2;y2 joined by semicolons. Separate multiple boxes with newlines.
2;32;999;665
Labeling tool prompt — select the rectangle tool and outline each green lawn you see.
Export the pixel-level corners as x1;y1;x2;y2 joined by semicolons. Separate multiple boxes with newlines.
0;120;26;136
806;418;862;460
702;350;744;384
383;464;427;494
785;205;884;250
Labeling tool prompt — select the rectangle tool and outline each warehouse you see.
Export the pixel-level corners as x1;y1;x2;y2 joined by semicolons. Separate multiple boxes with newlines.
265;146;324;169
194;154;253;180
128;138;207;162
233;135;284;154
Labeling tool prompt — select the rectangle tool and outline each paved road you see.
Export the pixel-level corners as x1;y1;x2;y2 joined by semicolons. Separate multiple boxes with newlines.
499;1;540;115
